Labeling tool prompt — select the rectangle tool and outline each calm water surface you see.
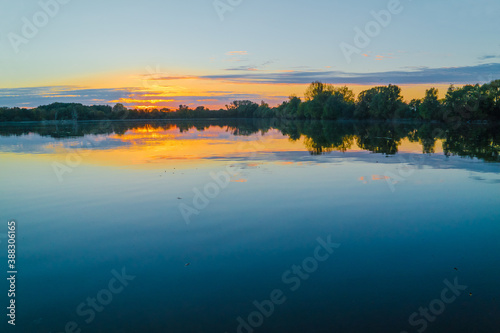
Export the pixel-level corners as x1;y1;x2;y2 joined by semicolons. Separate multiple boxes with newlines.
0;120;499;333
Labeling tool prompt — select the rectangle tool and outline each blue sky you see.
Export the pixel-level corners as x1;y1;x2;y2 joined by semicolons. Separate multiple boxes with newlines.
0;0;499;108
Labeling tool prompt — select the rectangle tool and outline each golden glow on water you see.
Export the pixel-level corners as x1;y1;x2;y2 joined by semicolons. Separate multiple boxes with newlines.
397;138;443;154
0;125;447;172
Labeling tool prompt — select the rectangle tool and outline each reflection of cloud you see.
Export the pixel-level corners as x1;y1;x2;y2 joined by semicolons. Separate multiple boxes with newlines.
1;126;499;178
230;179;248;183
372;175;390;180
359;175;393;183
0;135;131;154
359;175;392;183
206;150;500;176
469;175;500;184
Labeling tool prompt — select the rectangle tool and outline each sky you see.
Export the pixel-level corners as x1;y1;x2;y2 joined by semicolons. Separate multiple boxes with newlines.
0;0;499;109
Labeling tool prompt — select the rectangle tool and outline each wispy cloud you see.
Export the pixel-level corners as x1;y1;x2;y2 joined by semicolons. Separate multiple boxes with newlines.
225;66;259;71
0;87;132;107
478;54;500;61
0;86;266;109
224;60;275;72
2;63;499;108
146;75;198;81
375;53;395;61
200;63;500;85
226;51;248;56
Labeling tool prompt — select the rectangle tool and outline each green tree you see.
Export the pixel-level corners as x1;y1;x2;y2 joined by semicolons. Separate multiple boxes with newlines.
304;81;334;101
226;100;259;118
323;87;355;119
283;95;301;119
443;84;488;122
355;85;406;120
355;87;378;119
419;88;441;120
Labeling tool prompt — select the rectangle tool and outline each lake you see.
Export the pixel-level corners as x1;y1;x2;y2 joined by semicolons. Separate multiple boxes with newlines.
0;119;499;333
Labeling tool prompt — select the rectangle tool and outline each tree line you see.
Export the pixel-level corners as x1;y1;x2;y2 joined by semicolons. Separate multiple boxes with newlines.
274;81;500;122
1;80;499;122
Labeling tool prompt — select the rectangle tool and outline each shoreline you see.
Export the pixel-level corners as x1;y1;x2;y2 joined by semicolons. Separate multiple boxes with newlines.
0;118;494;126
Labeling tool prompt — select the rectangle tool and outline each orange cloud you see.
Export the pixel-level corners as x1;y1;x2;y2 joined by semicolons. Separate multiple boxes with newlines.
226;51;248;56
372;175;390;180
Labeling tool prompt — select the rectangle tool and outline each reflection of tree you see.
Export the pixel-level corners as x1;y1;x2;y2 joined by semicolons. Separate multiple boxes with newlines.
280;121;500;161
442;125;500;162
416;124;437;154
354;123;401;155
1;120;499;163
279;120;302;141
302;122;355;155
357;136;399;155
303;135;354;155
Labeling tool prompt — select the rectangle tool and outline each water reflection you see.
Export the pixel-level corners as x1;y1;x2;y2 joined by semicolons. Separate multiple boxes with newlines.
1;120;499;162
1;120;499;333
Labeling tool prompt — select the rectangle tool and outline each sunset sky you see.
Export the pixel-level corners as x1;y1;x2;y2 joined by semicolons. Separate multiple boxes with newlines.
1;0;499;109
